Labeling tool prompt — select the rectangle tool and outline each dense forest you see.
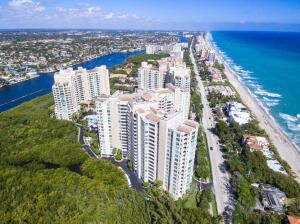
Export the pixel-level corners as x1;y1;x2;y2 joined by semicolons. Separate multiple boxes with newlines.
0;94;212;223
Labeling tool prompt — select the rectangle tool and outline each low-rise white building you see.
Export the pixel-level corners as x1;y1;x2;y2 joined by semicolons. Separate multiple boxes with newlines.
243;135;287;175
242;135;270;153
266;160;287;176
226;101;251;125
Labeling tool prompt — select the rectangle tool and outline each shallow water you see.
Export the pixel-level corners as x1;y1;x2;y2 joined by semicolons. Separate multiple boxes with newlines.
212;31;300;148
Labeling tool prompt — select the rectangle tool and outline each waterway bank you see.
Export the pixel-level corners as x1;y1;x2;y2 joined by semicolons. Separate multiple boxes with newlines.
0;50;143;113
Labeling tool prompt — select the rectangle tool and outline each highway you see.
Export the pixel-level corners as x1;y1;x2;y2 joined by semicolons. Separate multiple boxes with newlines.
189;39;233;217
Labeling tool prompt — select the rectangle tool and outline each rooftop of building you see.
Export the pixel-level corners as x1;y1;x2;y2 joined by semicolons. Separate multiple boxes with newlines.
53;65;109;85
259;184;286;213
266;160;288;175
288;215;300;224
207;85;235;96
145;112;161;123
243;134;269;151
176;124;194;134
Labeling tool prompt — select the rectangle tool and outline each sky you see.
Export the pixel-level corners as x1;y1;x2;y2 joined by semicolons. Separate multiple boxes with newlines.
0;0;299;31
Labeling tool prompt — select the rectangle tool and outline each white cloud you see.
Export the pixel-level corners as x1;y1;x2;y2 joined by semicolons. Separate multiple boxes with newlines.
131;14;139;20
87;7;101;15
55;6;67;13
9;0;31;8
0;2;151;28
105;12;114;19
117;13;129;20
8;0;45;12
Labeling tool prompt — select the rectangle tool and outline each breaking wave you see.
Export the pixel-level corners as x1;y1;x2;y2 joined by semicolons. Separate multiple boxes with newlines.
279;113;298;122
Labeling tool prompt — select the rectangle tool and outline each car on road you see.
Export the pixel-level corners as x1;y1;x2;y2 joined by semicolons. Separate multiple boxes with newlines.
210;146;213;150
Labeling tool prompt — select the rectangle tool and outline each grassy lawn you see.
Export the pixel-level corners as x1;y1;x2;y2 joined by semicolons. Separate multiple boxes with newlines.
203;132;213;181
183;182;199;208
184;192;197;208
211;196;218;217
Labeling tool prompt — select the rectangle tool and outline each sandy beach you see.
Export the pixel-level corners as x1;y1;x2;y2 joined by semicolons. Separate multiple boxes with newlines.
214;51;300;182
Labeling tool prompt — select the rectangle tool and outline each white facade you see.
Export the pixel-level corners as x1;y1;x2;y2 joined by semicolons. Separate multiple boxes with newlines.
163;119;198;198
52;66;110;121
52;72;78;120
95;92;129;157
95;89;197;199
138;57;191;90
169;64;191;89
227;101;251;125
146;45;161;54
173;87;191;120
138;62;164;90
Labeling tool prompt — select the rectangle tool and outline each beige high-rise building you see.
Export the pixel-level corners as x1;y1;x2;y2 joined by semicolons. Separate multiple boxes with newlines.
95;88;198;199
139;57;191;90
138;62;164;90
52;66;110;120
158;115;199;198
169;64;191;89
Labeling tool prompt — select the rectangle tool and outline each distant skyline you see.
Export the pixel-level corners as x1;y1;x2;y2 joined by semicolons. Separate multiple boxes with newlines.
0;0;299;31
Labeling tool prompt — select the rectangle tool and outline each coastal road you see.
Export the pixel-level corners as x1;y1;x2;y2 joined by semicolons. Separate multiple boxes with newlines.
190;39;233;216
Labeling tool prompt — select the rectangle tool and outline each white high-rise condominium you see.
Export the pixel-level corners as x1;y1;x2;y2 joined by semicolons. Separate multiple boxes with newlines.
145;45;161;54
129;107;198;199
138;62;164;90
169;64;191;89
158;115;199;199
52;70;79;120
171;85;190;119
95;92;131;157
52;66;110;120
138;58;191;91
96;88;198;199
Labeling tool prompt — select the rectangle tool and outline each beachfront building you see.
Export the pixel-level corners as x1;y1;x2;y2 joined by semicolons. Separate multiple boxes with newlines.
52;66;110;120
266;160;288;175
242;134;287;175
226;101;251;125
208;50;216;63
208;67;223;82
95;89;198;199
259;184;286;213
206;85;235;97
242;135;270;153
138;62;164;90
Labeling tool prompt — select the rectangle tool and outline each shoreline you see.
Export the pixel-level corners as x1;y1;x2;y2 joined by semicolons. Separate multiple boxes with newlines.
0;50;143;113
0;74;41;89
0;52;111;90
0;50;137;90
209;35;300;181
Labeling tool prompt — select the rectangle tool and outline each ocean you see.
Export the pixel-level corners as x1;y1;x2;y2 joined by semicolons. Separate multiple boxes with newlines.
212;31;300;148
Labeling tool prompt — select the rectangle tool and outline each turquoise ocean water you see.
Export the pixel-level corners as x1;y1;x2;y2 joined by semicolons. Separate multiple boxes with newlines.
212;31;300;148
